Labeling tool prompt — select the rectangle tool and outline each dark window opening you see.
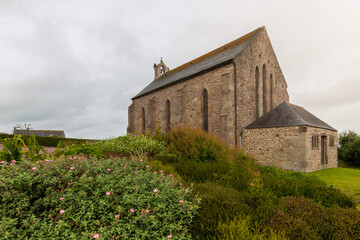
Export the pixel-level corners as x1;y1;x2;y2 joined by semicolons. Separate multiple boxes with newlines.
166;100;171;132
203;89;208;132
141;107;145;134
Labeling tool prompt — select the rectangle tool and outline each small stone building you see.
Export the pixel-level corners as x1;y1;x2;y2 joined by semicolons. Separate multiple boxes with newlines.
128;26;337;172
242;102;337;173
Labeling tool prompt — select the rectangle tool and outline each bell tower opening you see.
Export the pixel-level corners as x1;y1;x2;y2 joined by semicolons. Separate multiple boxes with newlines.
153;58;170;80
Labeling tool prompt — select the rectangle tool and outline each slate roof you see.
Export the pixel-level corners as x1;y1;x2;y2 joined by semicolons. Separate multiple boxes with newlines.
245;102;336;131
133;27;263;99
13;129;66;138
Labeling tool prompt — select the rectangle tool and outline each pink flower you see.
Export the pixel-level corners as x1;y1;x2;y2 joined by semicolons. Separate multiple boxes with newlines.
153;189;159;193
179;200;183;203
185;189;188;192
107;168;111;171
11;160;16;163
145;209;150;213
130;208;135;213
0;161;5;164
69;157;73;160
73;156;77;159
36;161;39;164
160;170;163;173
145;152;149;155
154;171;157;174
93;161;97;165
170;174;173;177
69;167;75;170
10;163;13;166
106;192;111;196
93;233;100;239
60;209;65;214
115;215;120;218
134;221;137;224
59;197;64;200
140;159;143;162
167;235;172;238
134;171;139;175
146;165;149;168
32;167;37;170
68;183;72;185
45;159;52;162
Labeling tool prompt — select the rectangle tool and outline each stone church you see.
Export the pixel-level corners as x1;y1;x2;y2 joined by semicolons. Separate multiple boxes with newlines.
127;26;337;173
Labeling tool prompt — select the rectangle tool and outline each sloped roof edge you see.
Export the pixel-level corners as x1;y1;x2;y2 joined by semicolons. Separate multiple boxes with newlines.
132;27;264;99
245;102;336;131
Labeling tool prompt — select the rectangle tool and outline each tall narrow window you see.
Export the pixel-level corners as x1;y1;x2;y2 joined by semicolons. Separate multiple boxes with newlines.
165;100;171;131
203;89;208;132
270;74;273;109
141;107;145;134
263;64;267;113
255;66;263;118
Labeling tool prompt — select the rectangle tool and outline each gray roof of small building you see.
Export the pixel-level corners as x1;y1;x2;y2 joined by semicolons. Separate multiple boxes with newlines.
13;129;66;138
245;102;336;131
133;27;263;99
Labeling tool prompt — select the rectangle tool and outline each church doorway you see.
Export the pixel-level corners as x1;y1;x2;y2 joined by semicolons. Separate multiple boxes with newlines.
321;135;328;165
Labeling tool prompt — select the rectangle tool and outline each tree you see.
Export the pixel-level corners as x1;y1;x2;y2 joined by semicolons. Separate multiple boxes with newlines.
338;130;360;166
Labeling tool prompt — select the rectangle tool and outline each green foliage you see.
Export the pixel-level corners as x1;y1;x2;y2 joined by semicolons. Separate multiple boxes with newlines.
0;157;200;239
260;166;355;208
23;134;46;161
0;135;25;161
93;134;164;156
53;142;104;159
216;215;287;240
267;197;360;240
153;127;358;239
338;130;360;167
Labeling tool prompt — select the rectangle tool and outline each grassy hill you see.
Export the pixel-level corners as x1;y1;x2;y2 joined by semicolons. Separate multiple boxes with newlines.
1;128;360;239
310;167;360;209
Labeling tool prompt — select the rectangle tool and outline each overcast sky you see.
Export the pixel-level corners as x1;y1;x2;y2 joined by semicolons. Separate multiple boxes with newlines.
0;0;359;139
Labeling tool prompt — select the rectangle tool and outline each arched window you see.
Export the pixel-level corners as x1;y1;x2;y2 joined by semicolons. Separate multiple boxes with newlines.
263;64;267;113
141;107;145;134
255;66;263;118
165;100;171;131
203;89;209;132
270;74;273;109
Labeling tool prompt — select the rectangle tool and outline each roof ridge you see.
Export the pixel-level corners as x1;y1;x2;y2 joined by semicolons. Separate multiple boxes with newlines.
156;26;264;80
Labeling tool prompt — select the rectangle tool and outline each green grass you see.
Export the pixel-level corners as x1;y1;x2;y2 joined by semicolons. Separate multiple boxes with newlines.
310;167;360;208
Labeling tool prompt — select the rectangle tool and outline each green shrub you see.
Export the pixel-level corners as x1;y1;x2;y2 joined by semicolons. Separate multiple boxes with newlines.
0;157;200;239
216;215;287;240
53;142;104;159
267;197;360;240
260;166;355;208
93;134;164;156
23;134;46;161
0;135;25;161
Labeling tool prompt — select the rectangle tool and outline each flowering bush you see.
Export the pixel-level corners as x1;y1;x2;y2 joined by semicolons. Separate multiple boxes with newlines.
0;156;200;239
93;134;164;157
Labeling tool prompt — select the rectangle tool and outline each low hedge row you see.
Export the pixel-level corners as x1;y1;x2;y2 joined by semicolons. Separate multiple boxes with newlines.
0;134;93;147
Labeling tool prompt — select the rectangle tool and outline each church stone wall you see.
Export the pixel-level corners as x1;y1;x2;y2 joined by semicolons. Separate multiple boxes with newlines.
129;63;236;144
242;126;307;172
234;27;289;131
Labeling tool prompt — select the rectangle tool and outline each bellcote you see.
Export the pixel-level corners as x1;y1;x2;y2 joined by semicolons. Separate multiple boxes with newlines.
153;59;170;80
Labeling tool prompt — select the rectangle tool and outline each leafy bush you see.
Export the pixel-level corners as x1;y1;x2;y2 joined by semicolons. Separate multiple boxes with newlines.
338;130;360;167
267;197;360;239
53;142;104;159
260;166;355;208
153;127;358;239
23;134;46;161
0;135;25;161
93;134;164;157
0;156;200;239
